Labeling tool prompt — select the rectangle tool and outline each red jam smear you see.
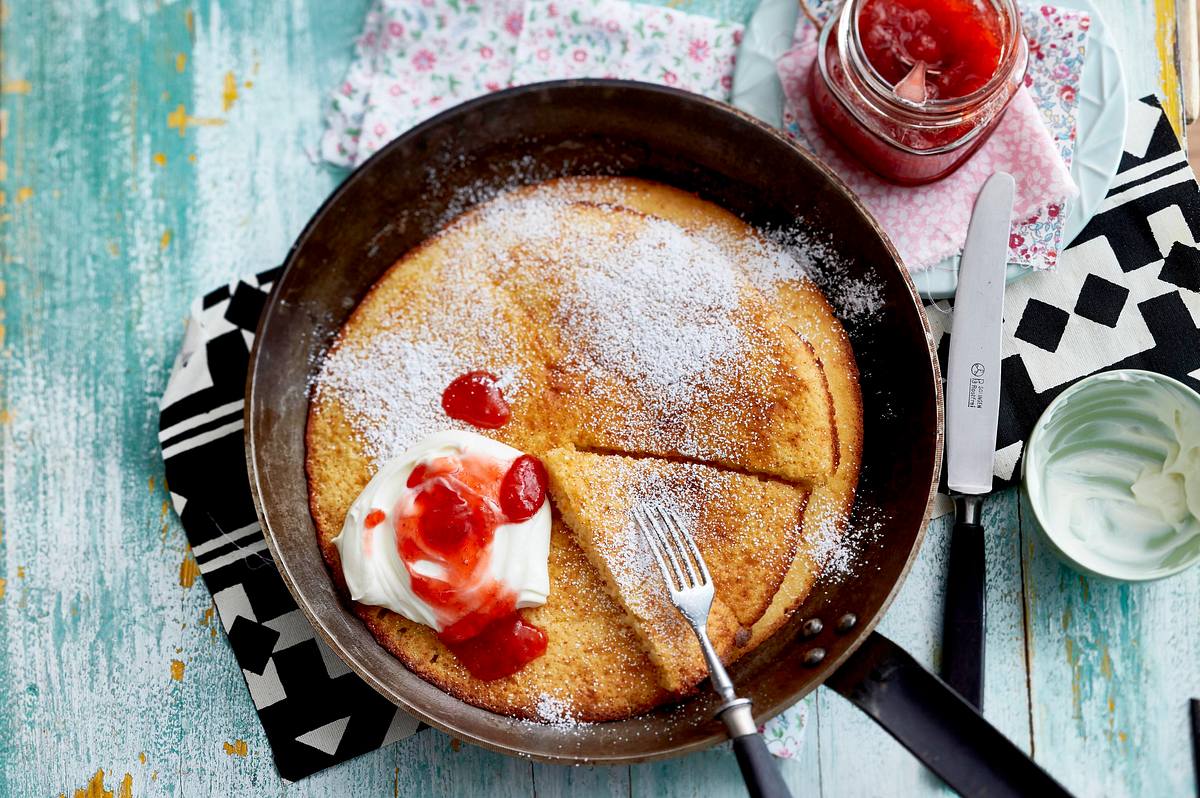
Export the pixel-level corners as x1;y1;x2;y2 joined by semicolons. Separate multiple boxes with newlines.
394;450;548;680
441;371;511;429
442;612;548;681
858;0;1003;100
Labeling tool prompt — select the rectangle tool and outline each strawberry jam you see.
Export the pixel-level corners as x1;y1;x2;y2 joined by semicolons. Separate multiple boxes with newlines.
442;611;548;681
858;0;1004;100
499;455;548;522
441;371;511;429
393;450;548;680
811;0;1026;183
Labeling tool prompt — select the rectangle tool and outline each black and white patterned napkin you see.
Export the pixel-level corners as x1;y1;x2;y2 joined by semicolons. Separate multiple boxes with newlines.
157;95;1200;781
158;268;424;782
928;95;1200;492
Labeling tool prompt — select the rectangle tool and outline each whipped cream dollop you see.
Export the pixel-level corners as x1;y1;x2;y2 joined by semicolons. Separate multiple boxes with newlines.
333;430;552;631
1025;371;1200;578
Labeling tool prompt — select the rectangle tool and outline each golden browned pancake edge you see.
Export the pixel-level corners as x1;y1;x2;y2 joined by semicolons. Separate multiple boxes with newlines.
305;175;863;721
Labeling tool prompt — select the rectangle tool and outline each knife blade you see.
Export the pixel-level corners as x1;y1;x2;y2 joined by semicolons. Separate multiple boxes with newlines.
945;172;1014;495
940;172;1014;711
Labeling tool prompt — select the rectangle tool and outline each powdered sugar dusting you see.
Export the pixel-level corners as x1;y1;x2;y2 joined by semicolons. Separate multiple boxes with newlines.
802;500;886;585
533;693;585;727
547;216;772;461
316;334;527;464
312;214;535;464
761;226;885;327
312;176;870;666
464;193;818;466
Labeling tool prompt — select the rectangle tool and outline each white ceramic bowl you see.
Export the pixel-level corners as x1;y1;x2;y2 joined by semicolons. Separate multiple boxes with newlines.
1022;369;1200;581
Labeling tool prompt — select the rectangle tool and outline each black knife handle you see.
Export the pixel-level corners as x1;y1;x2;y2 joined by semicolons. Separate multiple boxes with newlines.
941;494;986;709
828;631;1074;798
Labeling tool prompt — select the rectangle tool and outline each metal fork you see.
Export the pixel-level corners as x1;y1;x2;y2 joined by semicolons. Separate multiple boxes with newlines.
634;504;793;798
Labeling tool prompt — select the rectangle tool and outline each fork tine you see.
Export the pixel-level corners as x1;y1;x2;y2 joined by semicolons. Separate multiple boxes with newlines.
638;506;676;588
655;505;701;588
663;506;711;586
635;506;681;591
642;505;689;589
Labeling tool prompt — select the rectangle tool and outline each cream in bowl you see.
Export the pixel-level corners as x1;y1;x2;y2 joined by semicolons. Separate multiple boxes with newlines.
1023;369;1200;581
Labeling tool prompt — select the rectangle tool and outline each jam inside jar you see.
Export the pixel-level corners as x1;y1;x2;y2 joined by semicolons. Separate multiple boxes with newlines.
810;0;1028;185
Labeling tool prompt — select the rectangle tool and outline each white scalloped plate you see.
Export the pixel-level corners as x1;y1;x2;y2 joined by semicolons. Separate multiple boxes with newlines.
731;0;1128;300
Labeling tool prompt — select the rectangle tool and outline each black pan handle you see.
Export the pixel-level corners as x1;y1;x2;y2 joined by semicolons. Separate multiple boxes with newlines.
941;494;986;709
827;631;1074;798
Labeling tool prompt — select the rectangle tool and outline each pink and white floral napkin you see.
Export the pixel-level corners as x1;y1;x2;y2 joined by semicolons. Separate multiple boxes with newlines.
321;0;743;168
779;5;1088;272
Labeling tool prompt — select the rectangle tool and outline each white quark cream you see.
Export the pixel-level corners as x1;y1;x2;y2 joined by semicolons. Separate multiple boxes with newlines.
1024;371;1200;580
332;429;552;631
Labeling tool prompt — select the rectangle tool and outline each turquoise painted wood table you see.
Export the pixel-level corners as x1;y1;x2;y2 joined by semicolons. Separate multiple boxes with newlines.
2;1;1197;795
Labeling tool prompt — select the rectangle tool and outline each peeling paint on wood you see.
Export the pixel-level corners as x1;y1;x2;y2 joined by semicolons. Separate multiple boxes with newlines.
221;71;239;112
178;551;199;588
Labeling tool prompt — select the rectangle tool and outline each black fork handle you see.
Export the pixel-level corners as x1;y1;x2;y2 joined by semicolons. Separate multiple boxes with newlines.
827;631;1074;798
718;699;793;798
731;732;793;798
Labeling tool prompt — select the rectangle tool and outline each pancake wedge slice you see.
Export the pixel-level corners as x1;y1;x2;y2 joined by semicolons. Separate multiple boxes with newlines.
746;276;865;648
544;446;810;694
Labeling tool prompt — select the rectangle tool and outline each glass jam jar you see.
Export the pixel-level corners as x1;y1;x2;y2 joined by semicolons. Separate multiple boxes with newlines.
810;0;1029;185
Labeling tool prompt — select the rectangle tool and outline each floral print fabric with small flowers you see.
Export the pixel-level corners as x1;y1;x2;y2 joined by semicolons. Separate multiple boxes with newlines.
777;3;1088;272
515;0;740;90
321;0;743;168
760;695;811;760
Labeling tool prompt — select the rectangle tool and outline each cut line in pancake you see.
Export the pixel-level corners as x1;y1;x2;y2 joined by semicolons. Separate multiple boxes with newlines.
570;445;821;490
544;446;811;694
482;200;838;485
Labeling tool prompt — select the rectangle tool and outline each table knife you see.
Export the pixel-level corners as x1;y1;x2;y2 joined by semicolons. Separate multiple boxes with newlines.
940;172;1014;711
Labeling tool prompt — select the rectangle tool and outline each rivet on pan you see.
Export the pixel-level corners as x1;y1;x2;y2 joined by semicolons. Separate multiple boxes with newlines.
801;618;824;638
836;613;858;633
802;648;826;667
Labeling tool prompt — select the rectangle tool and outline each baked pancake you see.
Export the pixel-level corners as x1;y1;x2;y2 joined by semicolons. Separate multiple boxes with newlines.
548;176;866;646
306;175;863;721
544;446;809;692
470;198;837;485
508;178;864;646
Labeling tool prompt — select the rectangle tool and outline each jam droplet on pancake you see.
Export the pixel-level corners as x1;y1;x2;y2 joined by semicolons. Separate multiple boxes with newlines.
364;509;386;528
441;611;549;681
396;451;547;680
441;371;511;429
499;454;548;522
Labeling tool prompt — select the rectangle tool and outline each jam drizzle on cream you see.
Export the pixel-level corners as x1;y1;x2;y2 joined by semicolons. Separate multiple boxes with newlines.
392;450;548;680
